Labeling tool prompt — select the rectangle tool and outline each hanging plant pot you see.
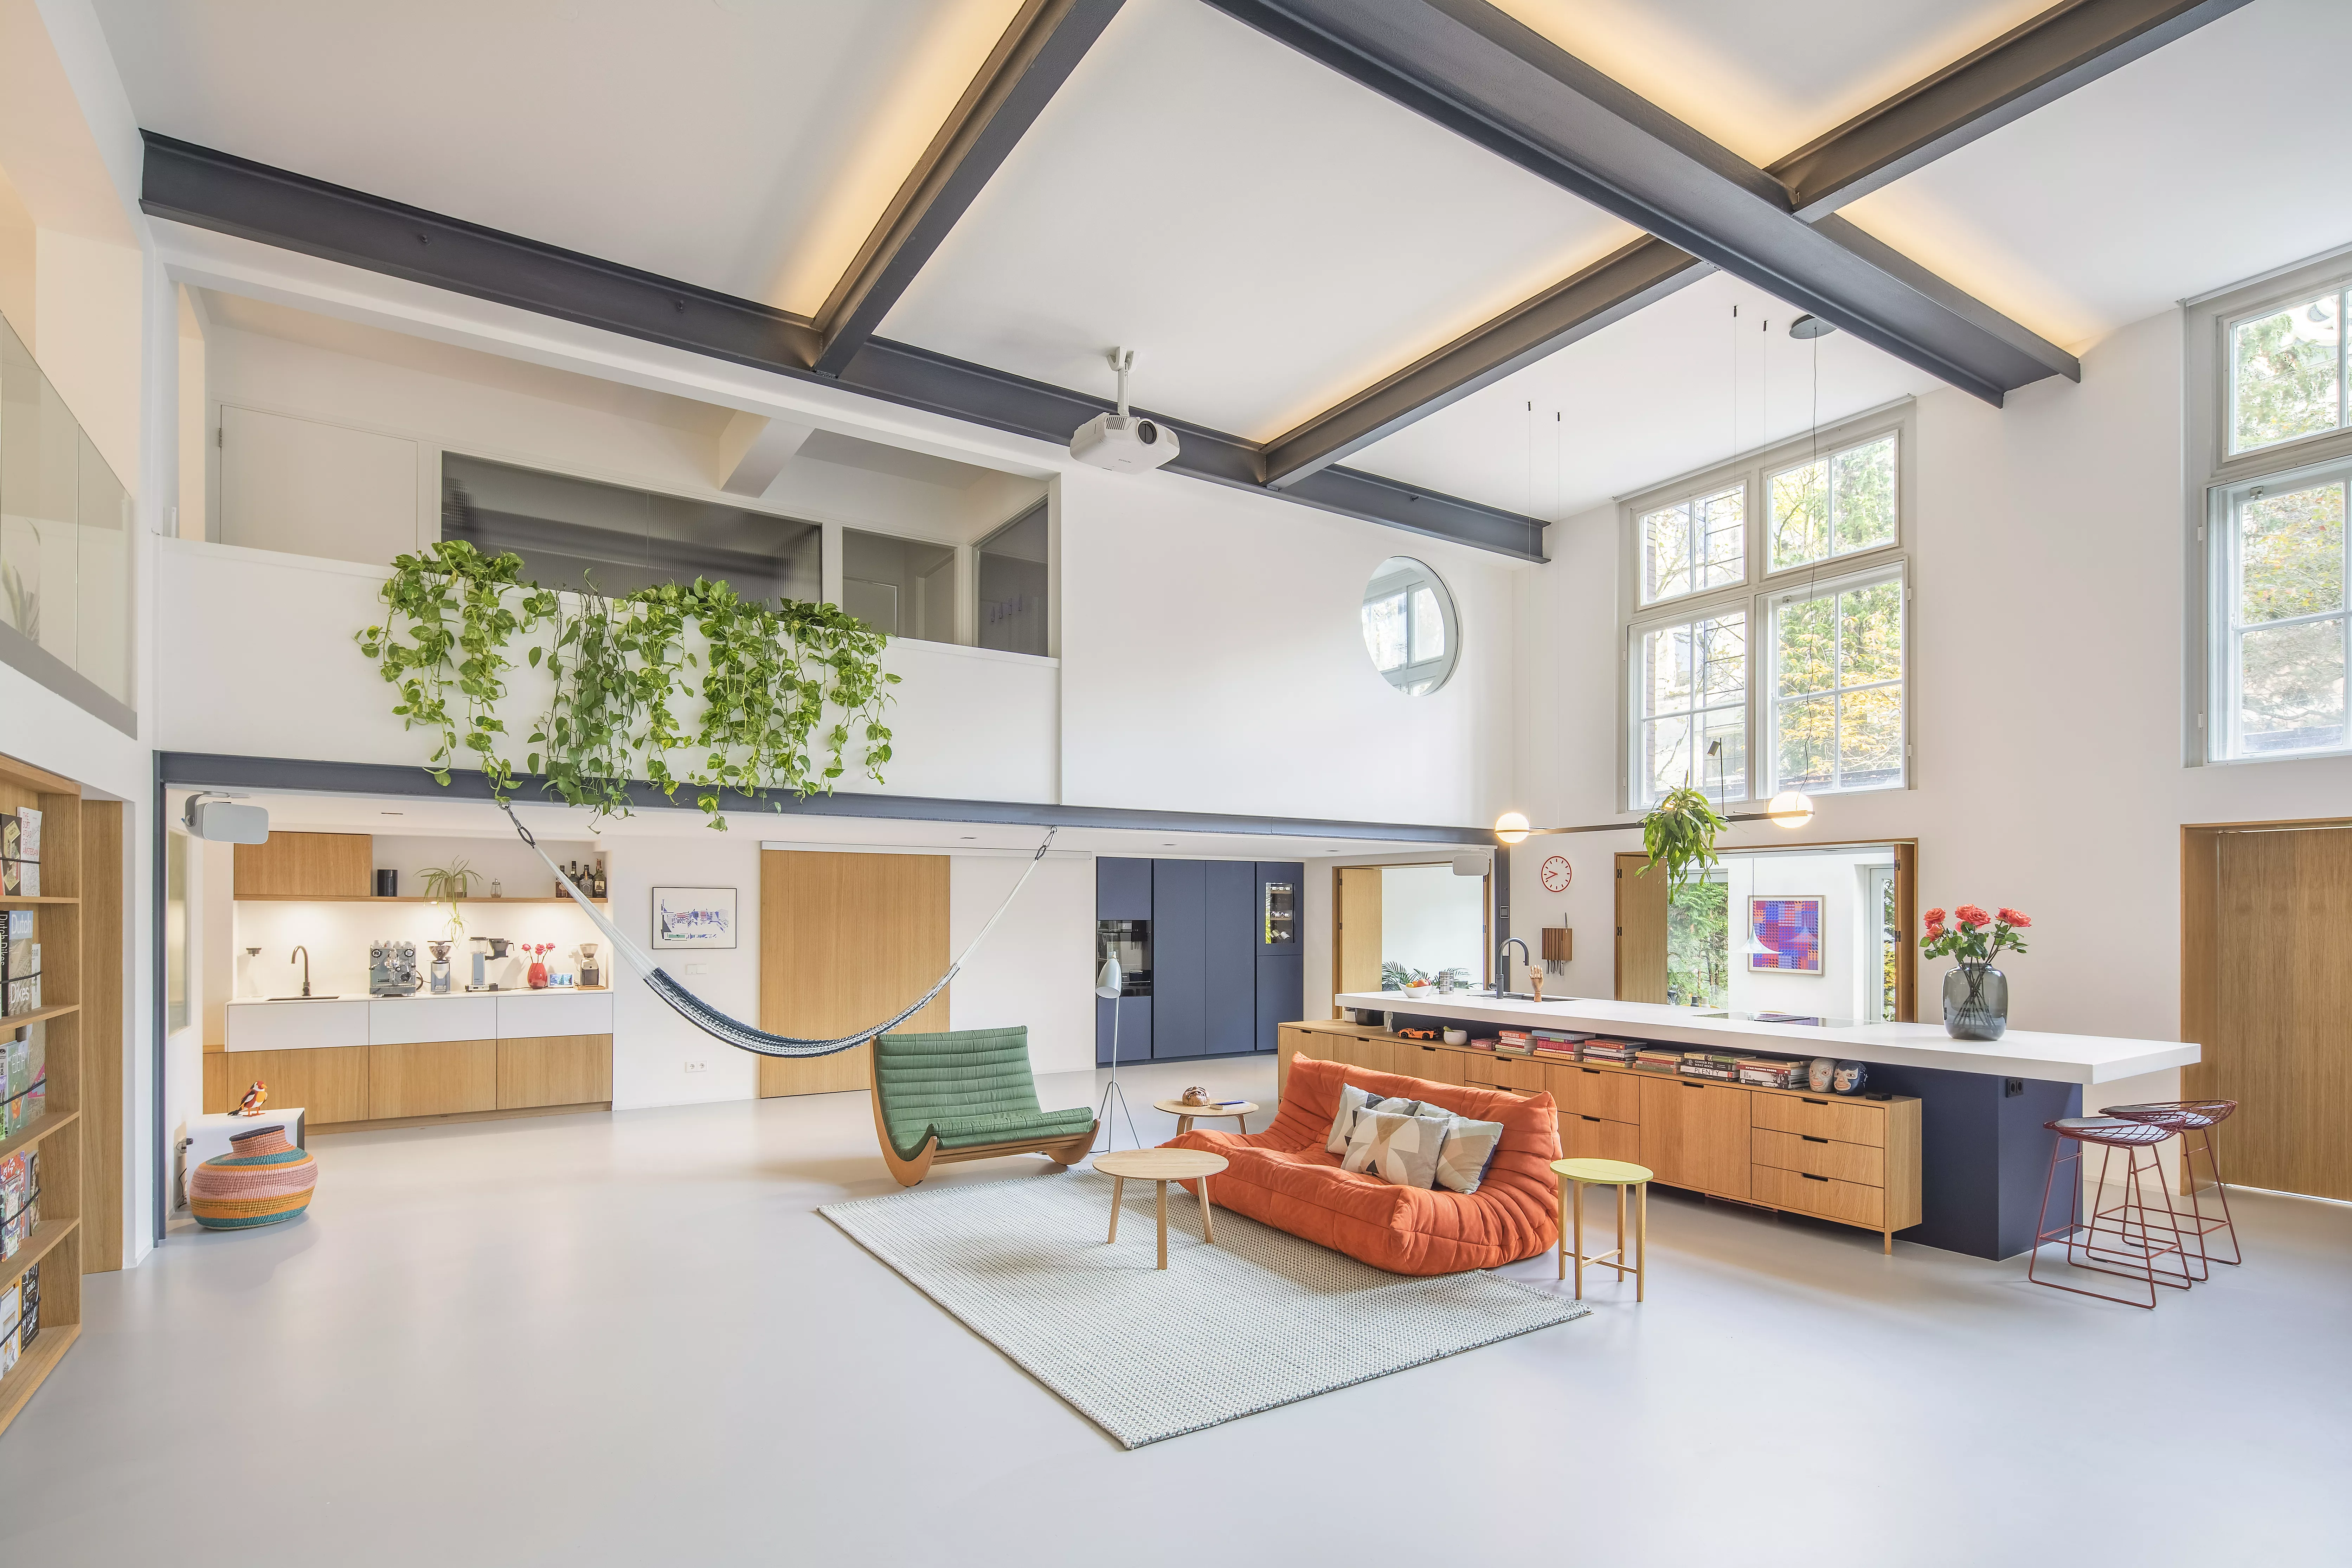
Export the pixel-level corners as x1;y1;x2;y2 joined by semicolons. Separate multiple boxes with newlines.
1640;786;1728;894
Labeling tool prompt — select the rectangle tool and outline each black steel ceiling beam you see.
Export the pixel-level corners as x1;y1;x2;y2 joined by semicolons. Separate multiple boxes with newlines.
1206;0;2082;424
811;0;1126;374
141;131;1547;560
1768;0;2256;218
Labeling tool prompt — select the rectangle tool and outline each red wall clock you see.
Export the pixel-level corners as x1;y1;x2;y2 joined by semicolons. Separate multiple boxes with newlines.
1539;855;1573;893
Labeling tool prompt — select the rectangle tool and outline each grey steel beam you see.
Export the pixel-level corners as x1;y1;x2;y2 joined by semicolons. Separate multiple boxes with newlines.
1769;0;2256;218
141;133;1547;559
1261;236;1709;488
1206;0;2080;416
811;0;1126;374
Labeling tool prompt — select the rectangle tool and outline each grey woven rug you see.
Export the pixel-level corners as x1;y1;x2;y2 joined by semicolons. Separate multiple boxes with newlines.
820;1168;1587;1448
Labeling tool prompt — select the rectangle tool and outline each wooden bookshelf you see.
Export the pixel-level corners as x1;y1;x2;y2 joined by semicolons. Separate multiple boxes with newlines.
0;746;118;1438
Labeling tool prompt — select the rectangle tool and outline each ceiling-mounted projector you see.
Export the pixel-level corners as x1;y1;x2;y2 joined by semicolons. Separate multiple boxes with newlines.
1071;347;1179;473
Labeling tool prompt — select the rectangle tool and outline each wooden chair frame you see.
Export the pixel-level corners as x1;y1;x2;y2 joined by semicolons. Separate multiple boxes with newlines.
869;1057;1097;1187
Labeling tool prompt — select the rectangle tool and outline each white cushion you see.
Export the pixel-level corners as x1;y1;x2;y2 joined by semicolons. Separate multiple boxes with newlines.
1341;1107;1452;1190
1429;1112;1507;1194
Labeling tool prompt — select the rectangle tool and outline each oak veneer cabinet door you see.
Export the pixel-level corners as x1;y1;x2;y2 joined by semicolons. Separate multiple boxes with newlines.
1638;1076;1751;1198
223;1045;372;1125
1614;853;1669;1003
759;850;947;1097
367;1040;497;1119
233;832;372;898
496;1034;614;1108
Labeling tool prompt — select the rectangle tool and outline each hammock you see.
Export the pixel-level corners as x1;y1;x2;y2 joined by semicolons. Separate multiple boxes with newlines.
496;800;1055;1059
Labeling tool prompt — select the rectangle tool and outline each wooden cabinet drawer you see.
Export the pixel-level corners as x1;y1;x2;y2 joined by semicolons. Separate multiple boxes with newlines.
216;1045;371;1125
1547;1063;1640;1121
1344;1035;1398;1076
1751;1091;1887;1147
1399;1043;1464;1086
367;1039;497;1119
496;1034;612;1109
1753;1163;1884;1228
1560;1114;1640;1164
1638;1077;1750;1199
1753;1127;1884;1187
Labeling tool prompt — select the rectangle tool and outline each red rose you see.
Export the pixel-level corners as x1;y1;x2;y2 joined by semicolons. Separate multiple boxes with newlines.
1922;907;1947;926
1955;904;1991;928
1997;908;2031;928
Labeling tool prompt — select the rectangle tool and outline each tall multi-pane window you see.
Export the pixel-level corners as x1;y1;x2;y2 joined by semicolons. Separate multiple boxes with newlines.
2229;288;2347;456
1620;407;1911;808
2212;462;2347;757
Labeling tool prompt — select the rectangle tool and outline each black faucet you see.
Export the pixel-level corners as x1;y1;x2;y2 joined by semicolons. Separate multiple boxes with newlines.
291;945;311;997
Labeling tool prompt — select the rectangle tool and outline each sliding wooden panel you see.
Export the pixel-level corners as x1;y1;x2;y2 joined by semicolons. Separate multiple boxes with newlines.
758;851;947;1097
1891;841;1918;1024
1333;866;1382;1006
1614;853;1669;1003
78;801;123;1271
496;1034;613;1108
2197;826;2352;1201
223;1045;372;1125
366;1040;496;1120
232;831;371;897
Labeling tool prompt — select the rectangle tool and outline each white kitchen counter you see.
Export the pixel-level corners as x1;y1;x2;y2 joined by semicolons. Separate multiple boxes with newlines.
1334;991;2197;1086
226;988;614;1050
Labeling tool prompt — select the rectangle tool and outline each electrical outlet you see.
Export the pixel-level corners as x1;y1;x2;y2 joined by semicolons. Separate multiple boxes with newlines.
683;1059;708;1074
2004;1078;2023;1098
685;962;709;976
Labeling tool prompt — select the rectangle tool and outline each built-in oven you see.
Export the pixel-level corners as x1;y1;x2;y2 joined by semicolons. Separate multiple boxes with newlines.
1097;918;1150;995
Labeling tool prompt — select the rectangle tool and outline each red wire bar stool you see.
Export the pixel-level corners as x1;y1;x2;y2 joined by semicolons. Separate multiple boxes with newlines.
2102;1099;2241;1269
2029;1116;2196;1308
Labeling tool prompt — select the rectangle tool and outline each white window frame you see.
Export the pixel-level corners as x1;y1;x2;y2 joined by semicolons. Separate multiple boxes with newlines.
1618;401;1915;811
1762;559;1911;799
1363;556;1461;695
2203;454;2352;764
2186;245;2352;766
1625;600;1752;808
1633;479;1748;609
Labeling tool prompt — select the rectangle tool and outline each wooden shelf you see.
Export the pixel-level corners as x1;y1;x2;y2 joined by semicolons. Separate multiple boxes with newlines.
0;1320;80;1433
0;1215;77;1297
0;895;76;907
232;895;608;906
0;1107;76;1163
1;1003;78;1031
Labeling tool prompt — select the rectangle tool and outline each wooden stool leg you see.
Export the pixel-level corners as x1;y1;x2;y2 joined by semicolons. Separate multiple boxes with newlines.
1557;1177;1568;1281
1200;1176;1215;1243
1614;1183;1627;1281
1573;1181;1585;1301
1107;1175;1124;1243
1635;1182;1647;1303
1156;1179;1169;1270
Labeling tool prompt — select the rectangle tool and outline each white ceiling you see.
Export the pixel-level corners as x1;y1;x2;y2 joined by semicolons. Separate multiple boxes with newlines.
1352;270;1940;519
1841;0;2352;351
879;0;1641;442
95;0;1026;315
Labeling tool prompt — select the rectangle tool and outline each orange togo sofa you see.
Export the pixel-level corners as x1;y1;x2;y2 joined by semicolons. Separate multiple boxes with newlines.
1163;1054;1562;1275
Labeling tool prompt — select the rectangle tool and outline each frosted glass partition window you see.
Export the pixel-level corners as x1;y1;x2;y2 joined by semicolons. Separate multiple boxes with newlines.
1361;555;1459;695
0;311;133;713
2212;458;2349;759
442;453;819;603
842;529;955;643
977;503;1048;656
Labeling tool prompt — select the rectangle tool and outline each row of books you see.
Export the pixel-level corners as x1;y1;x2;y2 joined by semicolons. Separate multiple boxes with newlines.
1;1029;43;1139
0;808;39;898
0;1262;41;1379
2;908;40;1017
1467;1026;1813;1087
1;1146;40;1260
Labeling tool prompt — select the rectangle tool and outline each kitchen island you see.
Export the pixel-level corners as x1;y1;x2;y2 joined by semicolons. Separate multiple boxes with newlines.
1321;991;2199;1260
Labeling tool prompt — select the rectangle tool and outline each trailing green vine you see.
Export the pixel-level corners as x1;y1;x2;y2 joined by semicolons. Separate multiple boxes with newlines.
356;541;897;828
1639;785;1728;895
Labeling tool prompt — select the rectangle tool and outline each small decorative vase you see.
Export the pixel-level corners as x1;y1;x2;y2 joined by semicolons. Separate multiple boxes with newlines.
187;1124;317;1230
1943;963;2009;1041
527;958;550;990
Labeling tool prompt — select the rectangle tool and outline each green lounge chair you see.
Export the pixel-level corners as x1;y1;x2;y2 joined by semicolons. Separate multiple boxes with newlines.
870;1026;1098;1185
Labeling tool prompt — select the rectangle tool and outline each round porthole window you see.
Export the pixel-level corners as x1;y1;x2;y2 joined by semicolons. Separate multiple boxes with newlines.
1361;556;1459;695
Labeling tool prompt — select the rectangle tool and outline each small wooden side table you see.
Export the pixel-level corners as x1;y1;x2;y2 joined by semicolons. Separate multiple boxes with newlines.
1155;1097;1260;1136
1551;1157;1652;1302
1093;1148;1229;1269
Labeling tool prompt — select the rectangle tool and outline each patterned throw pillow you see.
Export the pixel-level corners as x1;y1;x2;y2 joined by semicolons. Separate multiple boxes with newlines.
1429;1112;1507;1194
1325;1084;1377;1153
1341;1107;1452;1190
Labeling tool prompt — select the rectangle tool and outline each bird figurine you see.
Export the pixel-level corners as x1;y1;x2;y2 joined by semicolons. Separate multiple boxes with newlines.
234;1081;269;1117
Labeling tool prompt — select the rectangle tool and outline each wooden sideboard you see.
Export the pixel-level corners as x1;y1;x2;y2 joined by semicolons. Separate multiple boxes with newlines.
1279;1019;1922;1252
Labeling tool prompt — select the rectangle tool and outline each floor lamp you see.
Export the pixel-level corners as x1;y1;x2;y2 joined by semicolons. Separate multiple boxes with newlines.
1093;953;1140;1153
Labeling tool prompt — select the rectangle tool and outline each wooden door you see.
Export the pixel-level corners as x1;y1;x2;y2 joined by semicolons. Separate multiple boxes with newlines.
1334;866;1382;1004
2192;827;2352;1200
758;851;948;1097
1614;852;1669;1002
1638;1076;1751;1197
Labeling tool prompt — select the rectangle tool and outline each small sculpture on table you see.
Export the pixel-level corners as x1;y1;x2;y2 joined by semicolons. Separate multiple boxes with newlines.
1180;1086;1209;1106
233;1081;269;1118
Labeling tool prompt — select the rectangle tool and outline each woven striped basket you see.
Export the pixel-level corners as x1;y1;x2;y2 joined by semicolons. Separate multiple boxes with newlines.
187;1123;316;1230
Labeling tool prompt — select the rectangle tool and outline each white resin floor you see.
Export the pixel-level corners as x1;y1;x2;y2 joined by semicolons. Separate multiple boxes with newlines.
4;1057;2348;1567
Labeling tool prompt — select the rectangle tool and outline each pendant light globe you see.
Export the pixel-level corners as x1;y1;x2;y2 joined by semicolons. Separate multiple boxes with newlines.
1767;790;1816;830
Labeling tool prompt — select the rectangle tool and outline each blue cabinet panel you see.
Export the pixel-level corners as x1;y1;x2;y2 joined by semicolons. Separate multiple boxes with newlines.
1151;860;1207;1059
1096;995;1150;1067
1204;861;1256;1056
1255;952;1303;1053
1097;857;1151;920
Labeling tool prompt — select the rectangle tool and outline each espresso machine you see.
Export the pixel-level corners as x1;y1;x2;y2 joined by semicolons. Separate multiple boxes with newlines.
369;937;422;996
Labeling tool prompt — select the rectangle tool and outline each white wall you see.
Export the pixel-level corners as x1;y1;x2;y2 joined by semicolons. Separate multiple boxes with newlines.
1720;848;1895;1021
946;852;1094;1078
1511;305;2352;1117
1380;862;1485;981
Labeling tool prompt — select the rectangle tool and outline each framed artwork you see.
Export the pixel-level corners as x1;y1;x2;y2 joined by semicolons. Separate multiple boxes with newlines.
1748;895;1823;974
652;886;738;949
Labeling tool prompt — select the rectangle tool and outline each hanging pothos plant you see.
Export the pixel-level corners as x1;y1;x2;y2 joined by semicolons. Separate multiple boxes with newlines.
1639;785;1728;895
355;540;897;828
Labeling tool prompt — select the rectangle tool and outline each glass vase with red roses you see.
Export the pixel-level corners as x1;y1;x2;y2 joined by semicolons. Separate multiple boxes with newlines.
1921;904;2030;1041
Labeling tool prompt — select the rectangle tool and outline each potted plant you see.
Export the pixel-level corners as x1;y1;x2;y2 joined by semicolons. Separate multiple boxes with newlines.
1921;904;2030;1040
419;859;478;933
1640;785;1728;894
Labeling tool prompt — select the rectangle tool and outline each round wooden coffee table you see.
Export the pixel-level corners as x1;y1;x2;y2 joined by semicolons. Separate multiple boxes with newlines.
1093;1148;1230;1269
1154;1097;1260;1136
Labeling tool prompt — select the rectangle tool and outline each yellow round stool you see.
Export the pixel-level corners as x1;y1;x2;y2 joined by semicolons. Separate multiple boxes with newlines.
1551;1157;1651;1302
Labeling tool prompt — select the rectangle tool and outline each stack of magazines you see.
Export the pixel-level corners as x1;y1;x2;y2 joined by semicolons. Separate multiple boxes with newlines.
1531;1030;1587;1058
1736;1056;1811;1089
1633;1047;1682;1073
1579;1037;1638;1063
1677;1052;1742;1081
1496;1030;1533;1056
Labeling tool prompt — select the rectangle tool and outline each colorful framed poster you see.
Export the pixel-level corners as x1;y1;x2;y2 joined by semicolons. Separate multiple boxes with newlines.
1748;895;1823;974
651;886;738;949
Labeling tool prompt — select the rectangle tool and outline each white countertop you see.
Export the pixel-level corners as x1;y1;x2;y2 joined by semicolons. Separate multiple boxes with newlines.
1334;991;2198;1085
227;988;611;1005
